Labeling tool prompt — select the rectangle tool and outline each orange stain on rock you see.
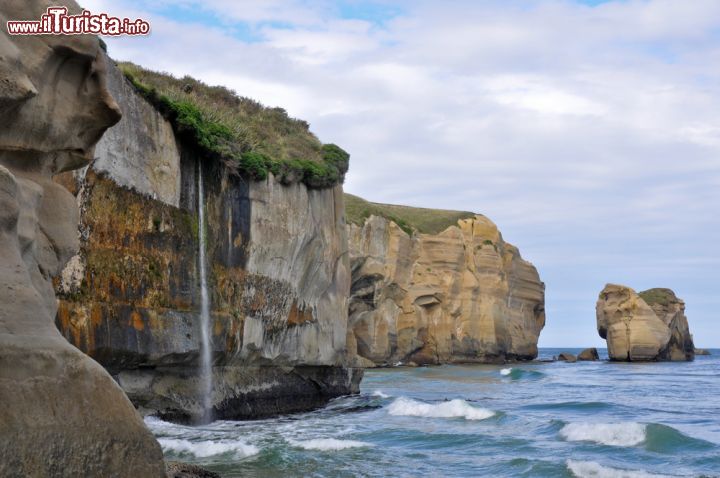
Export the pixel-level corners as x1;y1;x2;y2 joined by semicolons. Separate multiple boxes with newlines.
131;310;145;331
287;300;314;326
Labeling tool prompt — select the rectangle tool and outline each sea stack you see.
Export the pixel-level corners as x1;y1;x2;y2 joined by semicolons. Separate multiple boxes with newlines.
596;284;694;361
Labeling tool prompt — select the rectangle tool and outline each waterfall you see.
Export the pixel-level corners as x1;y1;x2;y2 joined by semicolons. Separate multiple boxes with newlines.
197;164;213;423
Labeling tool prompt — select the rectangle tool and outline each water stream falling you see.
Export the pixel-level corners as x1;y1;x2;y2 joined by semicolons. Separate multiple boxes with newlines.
197;164;213;423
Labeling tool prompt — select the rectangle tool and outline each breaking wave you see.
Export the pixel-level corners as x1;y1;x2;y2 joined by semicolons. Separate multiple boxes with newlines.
560;422;646;446
290;438;374;451
567;460;675;478
158;437;259;459
387;397;494;420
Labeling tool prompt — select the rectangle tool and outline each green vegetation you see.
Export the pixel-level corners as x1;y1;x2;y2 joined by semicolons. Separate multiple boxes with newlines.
639;288;678;306
344;193;476;235
119;62;349;189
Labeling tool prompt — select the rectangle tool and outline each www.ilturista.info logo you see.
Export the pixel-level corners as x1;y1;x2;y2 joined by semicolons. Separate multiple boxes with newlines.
6;6;150;36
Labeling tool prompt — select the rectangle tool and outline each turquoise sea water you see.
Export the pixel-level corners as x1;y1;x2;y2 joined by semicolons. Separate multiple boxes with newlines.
148;348;720;477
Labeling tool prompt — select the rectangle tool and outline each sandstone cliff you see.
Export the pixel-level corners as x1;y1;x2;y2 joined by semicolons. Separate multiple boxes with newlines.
345;195;545;365
0;1;165;476
55;60;360;422
596;284;694;361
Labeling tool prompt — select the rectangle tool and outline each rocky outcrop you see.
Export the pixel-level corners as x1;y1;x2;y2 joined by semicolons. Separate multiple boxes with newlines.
557;353;577;363
55;60;360;422
166;462;220;478
347;211;545;365
0;2;165;476
596;284;694;361
577;348;599;361
695;348;711;356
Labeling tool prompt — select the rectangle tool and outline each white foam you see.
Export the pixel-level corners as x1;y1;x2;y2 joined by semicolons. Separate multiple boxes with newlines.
500;367;512;376
560;422;646;447
158;438;259;458
373;390;390;398
567;460;675;478
290;438;373;451
387;397;494;420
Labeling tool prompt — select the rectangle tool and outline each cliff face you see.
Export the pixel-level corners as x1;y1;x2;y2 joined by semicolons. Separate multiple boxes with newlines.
347;209;545;365
0;2;165;476
597;284;694;361
55;61;360;422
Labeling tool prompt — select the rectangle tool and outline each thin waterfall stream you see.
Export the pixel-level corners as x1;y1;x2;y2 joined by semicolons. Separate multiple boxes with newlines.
197;164;213;422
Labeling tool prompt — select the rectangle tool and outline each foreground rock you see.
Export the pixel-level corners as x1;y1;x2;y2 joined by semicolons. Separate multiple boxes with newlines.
346;196;545;365
578;348;599;361
166;462;220;478
0;2;165;475
55;60;361;422
596;284;694;362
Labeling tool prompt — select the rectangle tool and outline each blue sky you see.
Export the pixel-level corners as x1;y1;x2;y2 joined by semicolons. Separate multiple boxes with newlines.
88;0;720;347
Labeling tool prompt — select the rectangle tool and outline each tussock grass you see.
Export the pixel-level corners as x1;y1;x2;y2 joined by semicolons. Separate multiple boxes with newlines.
639;288;678;306
344;193;476;235
118;62;348;188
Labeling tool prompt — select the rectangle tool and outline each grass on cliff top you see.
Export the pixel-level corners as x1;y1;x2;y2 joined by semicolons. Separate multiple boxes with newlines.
118;62;348;189
639;288;678;306
344;193;476;235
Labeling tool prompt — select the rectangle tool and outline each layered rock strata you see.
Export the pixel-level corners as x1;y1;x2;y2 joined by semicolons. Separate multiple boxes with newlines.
0;1;165;475
596;284;694;361
347;212;545;365
55;59;360;422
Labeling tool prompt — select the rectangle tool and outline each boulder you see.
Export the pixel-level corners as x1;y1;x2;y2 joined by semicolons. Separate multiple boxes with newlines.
578;348;599;361
596;284;694;362
0;2;165;476
557;352;577;363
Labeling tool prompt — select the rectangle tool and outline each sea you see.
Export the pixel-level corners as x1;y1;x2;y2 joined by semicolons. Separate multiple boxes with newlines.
147;348;720;477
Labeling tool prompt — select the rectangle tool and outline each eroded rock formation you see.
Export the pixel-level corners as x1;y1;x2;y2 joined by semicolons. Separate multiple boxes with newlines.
347;212;545;365
596;284;694;361
0;1;165;475
578;348;599;361
55;59;360;422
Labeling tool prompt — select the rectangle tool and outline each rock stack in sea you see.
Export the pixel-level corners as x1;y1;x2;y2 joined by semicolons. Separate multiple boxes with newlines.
596;284;695;361
345;194;545;365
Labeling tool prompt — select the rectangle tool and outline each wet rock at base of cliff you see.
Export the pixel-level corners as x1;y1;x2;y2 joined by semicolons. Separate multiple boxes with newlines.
557;352;577;363
119;365;363;423
166;462;220;478
0;2;165;476
577;348;599;361
596;284;695;362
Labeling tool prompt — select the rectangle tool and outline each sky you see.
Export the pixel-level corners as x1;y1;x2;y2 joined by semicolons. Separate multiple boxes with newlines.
84;0;719;347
